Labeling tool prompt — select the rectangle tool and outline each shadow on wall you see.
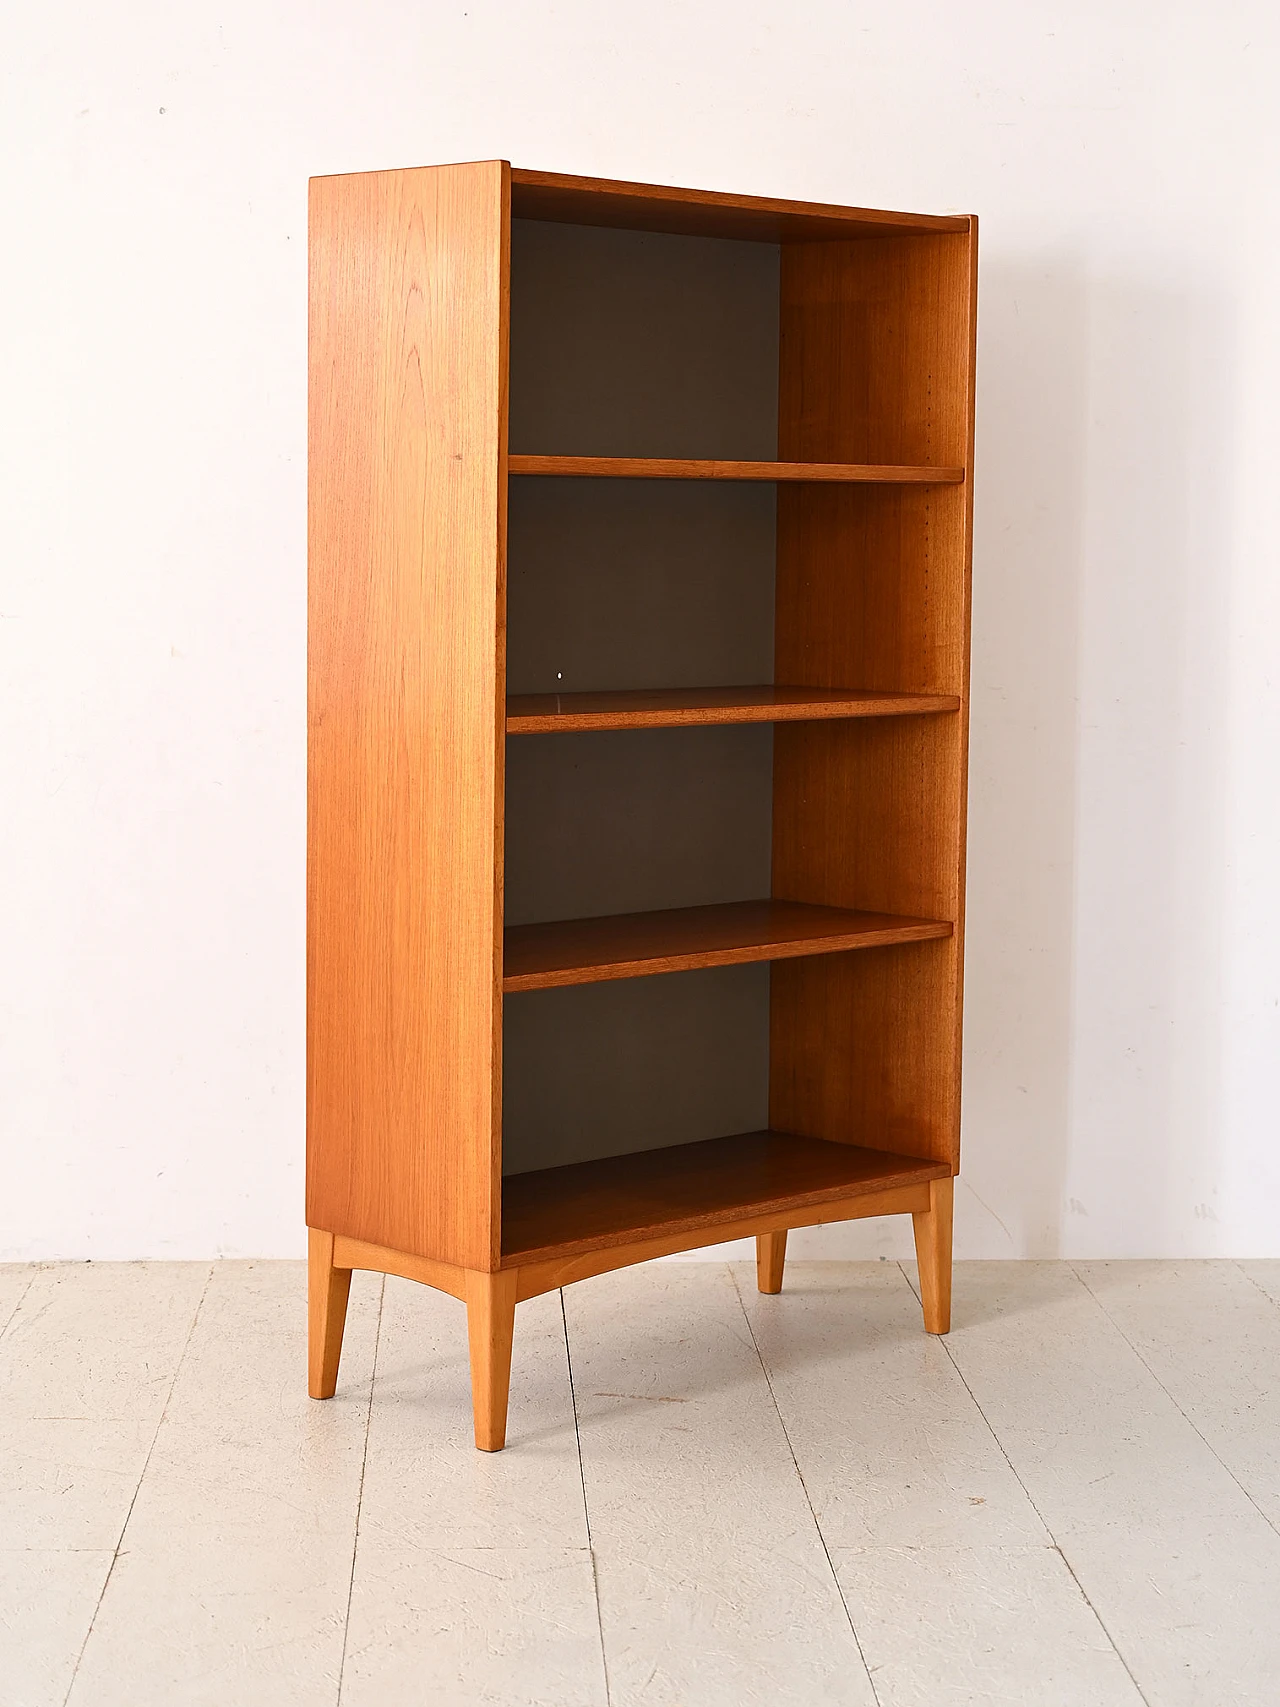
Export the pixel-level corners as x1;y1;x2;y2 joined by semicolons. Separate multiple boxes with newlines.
962;259;1232;1258
959;256;1088;1259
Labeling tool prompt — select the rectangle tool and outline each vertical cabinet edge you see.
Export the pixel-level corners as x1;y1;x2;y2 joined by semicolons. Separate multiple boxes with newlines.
307;161;509;1271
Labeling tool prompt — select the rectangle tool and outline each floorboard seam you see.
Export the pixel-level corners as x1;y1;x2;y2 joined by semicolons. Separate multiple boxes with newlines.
1236;1259;1280;1312
896;1261;1155;1707
729;1263;884;1707
1070;1261;1280;1543
335;1272;385;1707
60;1260;215;1707
0;1267;39;1343
561;1287;612;1707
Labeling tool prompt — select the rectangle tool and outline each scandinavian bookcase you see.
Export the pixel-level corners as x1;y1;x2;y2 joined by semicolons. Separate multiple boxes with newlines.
307;162;977;1450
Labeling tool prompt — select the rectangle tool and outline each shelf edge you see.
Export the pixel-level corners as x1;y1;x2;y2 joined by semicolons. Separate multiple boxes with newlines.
505;691;962;734
504;915;953;993
508;455;966;484
502;1164;951;1277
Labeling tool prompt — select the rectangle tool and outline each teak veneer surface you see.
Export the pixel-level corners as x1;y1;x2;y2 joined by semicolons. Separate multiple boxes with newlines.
501;1130;951;1264
506;685;960;733
509;455;964;483
510;168;971;243
307;161;507;1269
769;224;978;1175
503;898;952;992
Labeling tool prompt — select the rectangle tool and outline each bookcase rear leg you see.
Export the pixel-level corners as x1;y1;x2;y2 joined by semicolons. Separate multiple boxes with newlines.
911;1177;954;1334
756;1230;788;1293
308;1228;353;1398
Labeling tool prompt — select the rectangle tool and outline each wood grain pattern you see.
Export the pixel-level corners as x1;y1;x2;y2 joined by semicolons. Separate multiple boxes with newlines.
307;1228;352;1400
756;1230;787;1294
510;168;970;243
501;1130;948;1265
331;1234;468;1302
307;161;509;1270
778;232;975;467
775;487;969;695
511;1183;930;1301
912;1175;954;1334
503;899;951;992
506;684;960;733
770;221;978;1175
509;455;964;483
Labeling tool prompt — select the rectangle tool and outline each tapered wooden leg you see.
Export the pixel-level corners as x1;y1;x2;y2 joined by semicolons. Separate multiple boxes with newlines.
308;1228;352;1399
756;1230;787;1294
912;1176;954;1334
465;1268;519;1451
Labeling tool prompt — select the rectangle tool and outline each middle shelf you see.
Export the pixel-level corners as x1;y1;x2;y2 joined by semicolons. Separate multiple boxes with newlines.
506;684;960;733
503;897;953;992
508;455;966;483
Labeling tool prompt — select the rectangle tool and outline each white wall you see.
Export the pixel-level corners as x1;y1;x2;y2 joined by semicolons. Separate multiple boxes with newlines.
3;1;1277;1261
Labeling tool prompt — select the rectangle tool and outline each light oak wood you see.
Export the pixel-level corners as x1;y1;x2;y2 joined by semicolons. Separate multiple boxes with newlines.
510;455;964;483
307;1228;352;1400
506;685;960;733
307;161;509;1270
756;1231;787;1294
332;1234;468;1301
510;1182;932;1303
501;1131;948;1265
912;1175;955;1334
504;899;952;992
466;1268;519;1451
510;167;969;242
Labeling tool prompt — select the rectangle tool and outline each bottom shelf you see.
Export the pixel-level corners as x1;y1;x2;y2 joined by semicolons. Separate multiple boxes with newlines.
501;1130;950;1265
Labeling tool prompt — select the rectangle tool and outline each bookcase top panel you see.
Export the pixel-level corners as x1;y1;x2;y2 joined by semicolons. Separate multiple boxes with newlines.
511;166;972;243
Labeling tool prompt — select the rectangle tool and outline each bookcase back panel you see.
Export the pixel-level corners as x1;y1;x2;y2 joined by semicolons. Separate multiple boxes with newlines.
507;477;775;696
505;725;773;927
503;964;770;1174
509;219;779;459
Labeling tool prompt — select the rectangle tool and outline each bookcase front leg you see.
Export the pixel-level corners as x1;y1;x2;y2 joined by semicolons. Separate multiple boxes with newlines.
756;1230;788;1293
911;1177;954;1334
466;1269;519;1452
308;1228;352;1399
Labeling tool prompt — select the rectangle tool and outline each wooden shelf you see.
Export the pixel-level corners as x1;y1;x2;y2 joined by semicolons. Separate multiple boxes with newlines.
501;1129;951;1264
506;684;960;734
510;168;971;244
508;455;965;484
503;898;952;992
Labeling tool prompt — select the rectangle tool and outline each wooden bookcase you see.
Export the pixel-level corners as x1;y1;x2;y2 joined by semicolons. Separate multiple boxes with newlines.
307;162;977;1450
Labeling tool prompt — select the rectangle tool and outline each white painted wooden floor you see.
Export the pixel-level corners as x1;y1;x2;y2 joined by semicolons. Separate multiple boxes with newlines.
3;1259;1279;1706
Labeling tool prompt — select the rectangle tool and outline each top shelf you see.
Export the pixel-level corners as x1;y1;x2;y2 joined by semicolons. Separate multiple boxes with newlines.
508;456;965;484
510;167;973;244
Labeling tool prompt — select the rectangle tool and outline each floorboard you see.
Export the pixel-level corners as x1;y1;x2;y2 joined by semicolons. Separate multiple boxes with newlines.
2;1260;1279;1707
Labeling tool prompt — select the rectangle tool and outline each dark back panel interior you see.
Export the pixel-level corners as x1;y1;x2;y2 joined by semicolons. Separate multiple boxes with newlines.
504;219;782;1172
509;219;780;458
505;725;773;927
506;478;775;695
503;965;771;1175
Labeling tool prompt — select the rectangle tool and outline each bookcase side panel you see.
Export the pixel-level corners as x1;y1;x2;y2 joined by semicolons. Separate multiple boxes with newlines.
307;162;508;1269
770;225;977;1172
778;231;973;467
